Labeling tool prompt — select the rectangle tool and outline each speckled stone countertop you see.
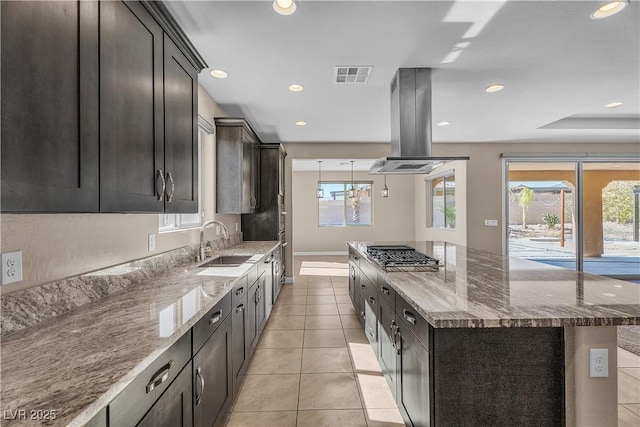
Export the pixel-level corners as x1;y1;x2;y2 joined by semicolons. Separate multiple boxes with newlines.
348;241;640;328
0;241;279;426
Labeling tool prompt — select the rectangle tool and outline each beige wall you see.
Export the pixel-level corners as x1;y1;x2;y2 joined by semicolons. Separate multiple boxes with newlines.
292;170;415;253
0;85;240;293
414;160;468;245
429;142;640;254
283;143;391;277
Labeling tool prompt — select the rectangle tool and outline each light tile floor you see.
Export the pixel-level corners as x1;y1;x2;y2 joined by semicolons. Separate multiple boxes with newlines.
226;256;640;426
618;347;640;427
225;256;404;427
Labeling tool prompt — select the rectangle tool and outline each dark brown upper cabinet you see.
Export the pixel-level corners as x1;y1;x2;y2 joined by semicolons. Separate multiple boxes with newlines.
99;0;165;213
1;1;99;212
1;0;207;213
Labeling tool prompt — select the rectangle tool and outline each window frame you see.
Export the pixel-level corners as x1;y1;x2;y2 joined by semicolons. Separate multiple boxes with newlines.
318;180;374;227
428;170;456;229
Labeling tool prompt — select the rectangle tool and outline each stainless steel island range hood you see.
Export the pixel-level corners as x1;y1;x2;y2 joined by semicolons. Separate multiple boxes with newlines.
369;68;468;175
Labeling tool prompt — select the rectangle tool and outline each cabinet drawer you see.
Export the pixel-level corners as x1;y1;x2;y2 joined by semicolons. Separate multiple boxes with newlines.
193;292;232;354
396;294;430;349
359;257;378;284
110;332;191;427
232;276;249;307
377;273;395;310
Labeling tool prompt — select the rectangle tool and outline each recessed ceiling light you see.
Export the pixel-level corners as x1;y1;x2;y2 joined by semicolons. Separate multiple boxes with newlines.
289;84;304;92
273;0;297;15
295;121;307;126
605;101;623;108
485;84;504;93
437;121;451;127
591;1;628;19
210;69;228;79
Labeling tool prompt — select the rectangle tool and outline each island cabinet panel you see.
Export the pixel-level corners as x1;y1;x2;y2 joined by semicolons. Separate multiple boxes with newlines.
99;0;165;212
348;259;359;307
193;314;233;427
163;33;199;213
245;281;259;355
431;327;565;427
0;0;99;212
395;315;432;427
377;298;397;400
138;360;193;427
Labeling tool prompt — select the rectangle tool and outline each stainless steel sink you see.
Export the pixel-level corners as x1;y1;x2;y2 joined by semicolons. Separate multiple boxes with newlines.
198;255;252;268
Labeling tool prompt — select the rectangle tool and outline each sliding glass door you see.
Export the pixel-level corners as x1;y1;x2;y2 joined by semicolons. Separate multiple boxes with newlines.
505;158;640;282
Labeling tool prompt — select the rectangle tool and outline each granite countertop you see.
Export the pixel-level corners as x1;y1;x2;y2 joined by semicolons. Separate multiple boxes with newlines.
348;241;640;328
0;241;280;426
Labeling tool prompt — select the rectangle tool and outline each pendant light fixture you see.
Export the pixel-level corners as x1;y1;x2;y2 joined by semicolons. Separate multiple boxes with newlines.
381;174;389;198
316;160;324;198
347;160;356;198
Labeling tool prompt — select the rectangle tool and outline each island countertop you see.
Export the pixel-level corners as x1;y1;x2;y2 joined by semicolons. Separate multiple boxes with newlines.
0;241;280;427
348;241;640;328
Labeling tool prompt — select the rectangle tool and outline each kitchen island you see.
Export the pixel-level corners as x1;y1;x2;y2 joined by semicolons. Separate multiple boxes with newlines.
347;241;640;427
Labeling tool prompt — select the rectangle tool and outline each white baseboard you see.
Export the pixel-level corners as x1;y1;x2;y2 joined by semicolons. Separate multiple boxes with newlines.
293;251;348;256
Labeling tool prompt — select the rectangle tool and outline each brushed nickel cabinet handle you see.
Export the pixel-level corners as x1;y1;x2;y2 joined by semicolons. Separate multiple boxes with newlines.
195;366;205;406
403;309;417;325
146;360;172;393
361;284;366;290
156;169;166;201
209;310;222;325
381;287;390;295
235;287;244;296
369;296;376;305
235;304;244;313
165;172;175;202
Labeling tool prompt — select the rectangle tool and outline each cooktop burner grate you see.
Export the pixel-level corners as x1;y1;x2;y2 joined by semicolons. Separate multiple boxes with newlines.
366;245;440;270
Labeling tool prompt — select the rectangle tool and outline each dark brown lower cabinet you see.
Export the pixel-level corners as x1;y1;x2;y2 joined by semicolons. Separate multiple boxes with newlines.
256;275;267;334
377;298;397;401
193;315;233;427
246;283;259;355
231;293;249;397
395;315;431;427
137;361;193;427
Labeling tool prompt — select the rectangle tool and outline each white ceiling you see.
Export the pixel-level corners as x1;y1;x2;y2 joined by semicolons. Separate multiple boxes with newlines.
166;0;640;145
292;159;376;172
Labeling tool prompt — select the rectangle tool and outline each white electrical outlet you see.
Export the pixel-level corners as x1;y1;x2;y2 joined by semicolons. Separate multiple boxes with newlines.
148;233;156;252
484;219;499;227
590;348;609;377
235;222;239;232
1;251;23;285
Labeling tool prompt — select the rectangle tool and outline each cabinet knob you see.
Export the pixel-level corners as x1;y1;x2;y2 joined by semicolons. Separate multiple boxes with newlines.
155;169;166;201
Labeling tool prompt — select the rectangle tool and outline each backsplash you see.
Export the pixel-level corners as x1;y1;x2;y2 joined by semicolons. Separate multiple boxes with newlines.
0;233;242;337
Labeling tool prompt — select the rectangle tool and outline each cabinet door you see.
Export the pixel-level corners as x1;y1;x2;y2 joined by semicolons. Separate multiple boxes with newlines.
377;299;397;400
242;133;253;213
278;145;286;196
138;361;193;427
163;33;198;213
256;277;266;335
100;0;164;212
348;263;357;305
231;294;248;398
251;140;261;211
245;284;259;355
194;315;233;427
396;316;431;427
1;1;99;212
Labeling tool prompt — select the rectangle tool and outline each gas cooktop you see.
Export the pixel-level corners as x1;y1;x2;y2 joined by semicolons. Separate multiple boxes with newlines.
366;245;440;271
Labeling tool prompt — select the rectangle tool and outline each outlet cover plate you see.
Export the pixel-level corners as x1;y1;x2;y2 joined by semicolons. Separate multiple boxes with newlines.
590;348;609;377
2;251;23;285
148;233;156;252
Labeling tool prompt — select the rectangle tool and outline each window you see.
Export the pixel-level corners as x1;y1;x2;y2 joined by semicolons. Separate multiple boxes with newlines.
318;182;372;226
159;129;204;231
430;171;456;229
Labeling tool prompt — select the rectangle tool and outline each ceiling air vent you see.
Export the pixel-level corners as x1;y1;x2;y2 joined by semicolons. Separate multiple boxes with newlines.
334;66;372;84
